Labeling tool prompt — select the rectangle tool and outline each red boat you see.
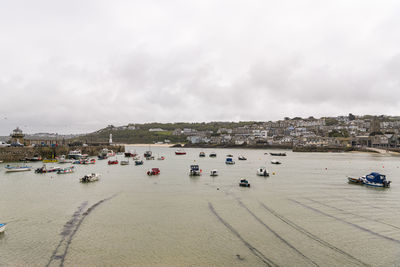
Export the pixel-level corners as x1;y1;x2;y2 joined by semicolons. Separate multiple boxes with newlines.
175;149;186;155
108;160;118;165
147;168;160;176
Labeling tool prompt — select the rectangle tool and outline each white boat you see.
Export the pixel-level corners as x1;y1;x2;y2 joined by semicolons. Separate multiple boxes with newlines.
120;160;129;165
271;159;281;164
80;173;100;183
68;150;83;159
257;167;269;177
210;170;218;176
5;165;32;172
238;155;247;160
0;223;6;233
58;155;73;164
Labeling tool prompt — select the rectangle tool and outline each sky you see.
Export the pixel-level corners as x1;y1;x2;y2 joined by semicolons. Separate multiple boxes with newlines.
1;0;400;135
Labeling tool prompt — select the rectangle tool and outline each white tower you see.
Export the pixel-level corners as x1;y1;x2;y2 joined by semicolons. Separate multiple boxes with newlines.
109;133;113;145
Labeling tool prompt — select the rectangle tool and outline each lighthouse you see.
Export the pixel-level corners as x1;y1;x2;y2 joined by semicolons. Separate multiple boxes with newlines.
109;133;113;145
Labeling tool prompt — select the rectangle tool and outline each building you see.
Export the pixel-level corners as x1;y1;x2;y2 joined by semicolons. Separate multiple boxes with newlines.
10;127;24;144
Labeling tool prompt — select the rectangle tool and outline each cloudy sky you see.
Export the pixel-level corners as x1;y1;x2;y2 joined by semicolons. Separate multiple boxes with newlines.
1;0;400;135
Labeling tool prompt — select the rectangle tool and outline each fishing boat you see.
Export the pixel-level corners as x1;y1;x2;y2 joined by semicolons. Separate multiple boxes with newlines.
175;149;186;155
57;166;74;174
120;160;129;165
135;160;144;165
225;157;235;165
0;223;6;233
348;172;391;188
257;167;269;177
238;155;247;160
199;152;206;157
108;160;118;165
210;170;218;176
147;168;160;176
239;179;250;187
209;152;217;158
271;159;281;164
58;155;73;164
68;150;83;159
189;165;201;176
269;152;286;156
35;165;61;173
5;165;32;172
80;173;100;183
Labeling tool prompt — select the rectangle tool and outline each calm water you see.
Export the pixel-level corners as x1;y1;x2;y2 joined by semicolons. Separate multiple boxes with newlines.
1;146;400;266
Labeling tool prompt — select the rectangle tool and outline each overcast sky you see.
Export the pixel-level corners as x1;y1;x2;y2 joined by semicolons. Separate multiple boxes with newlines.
1;0;400;135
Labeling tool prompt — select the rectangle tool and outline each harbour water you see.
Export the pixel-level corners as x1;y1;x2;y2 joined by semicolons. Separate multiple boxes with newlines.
1;146;400;266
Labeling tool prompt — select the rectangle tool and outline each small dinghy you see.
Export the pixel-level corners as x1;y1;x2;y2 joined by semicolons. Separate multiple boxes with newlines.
0;223;6;233
210;170;218;176
147;168;160;176
189;165;201;176
239;179;250;187
257;167;269;177
120;160;129;165
135;160;144;165
271;159;281;164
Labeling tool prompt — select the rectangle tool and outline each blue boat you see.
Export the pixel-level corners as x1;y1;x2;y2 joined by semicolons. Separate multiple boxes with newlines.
348;172;391;188
0;223;6;233
225;157;235;165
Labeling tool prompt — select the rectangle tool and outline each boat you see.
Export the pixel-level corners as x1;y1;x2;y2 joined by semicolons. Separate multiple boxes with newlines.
0;223;6;233
120;160;129;165
199;152;206;157
269;152;286;156
348;172;391;188
43;158;58;163
147;168;160;176
68;150;83;159
35;165;61;173
57;166;74;174
271;159;281;164
146;156;155;160
210;170;218;176
225;157;235;165
80;173;100;183
58;155;73;164
209;152;217;158
124;151;137;157
257;167;269;177
226;154;233;157
144;150;152;158
175;149;186;155
108;160;118;165
238;155;247;160
5;165;32;172
135;160;144;165
189;165;201;176
22;155;42;162
239;179;250;187
98;155;108;160
157;156;165;160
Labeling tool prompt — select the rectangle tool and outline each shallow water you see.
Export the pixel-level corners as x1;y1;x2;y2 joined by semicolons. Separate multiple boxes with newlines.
1;146;400;266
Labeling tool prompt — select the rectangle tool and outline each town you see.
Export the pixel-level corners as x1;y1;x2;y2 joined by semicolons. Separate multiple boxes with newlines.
2;114;400;152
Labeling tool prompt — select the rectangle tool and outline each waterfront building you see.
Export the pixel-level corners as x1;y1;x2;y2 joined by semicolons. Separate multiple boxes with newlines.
10;127;24;145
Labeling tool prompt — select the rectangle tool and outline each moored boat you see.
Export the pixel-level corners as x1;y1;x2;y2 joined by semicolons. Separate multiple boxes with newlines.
210;169;218;176
157;156;165;160
5;165;32;172
189;165;201;176
120;160;129;165
209;152;217;158
135;160;144;165
199;152;206;157
43;158;58;163
175;149;186;155
57;166;74;174
257;167;269;177
0;223;6;233
239;179;250;187
269;152;286;156
271;159;281;164
58;155;73;164
108;160;118;165
144;150;152;158
22;155;42;162
35;165;61;173
225;157;235;165
147;168;160;176
80;173;100;183
348;172;391;188
238;155;247;160
68;150;83;159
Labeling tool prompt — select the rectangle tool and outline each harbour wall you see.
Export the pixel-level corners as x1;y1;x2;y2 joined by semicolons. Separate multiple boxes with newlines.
0;145;124;162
